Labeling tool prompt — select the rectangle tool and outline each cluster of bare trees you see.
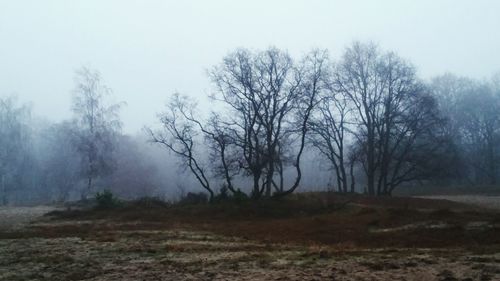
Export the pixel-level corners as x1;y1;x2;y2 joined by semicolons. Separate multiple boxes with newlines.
150;42;455;198
149;48;326;199
310;43;453;196
1;42;499;205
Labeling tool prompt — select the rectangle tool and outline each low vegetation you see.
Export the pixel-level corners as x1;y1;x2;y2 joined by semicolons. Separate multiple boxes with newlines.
1;193;500;280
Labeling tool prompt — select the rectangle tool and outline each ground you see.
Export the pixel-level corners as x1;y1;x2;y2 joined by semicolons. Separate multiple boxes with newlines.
1;193;500;281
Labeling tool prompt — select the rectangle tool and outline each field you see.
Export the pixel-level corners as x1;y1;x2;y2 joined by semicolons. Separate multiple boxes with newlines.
1;193;500;281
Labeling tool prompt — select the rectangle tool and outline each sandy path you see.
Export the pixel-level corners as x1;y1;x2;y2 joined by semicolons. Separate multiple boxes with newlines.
420;195;500;210
0;206;57;231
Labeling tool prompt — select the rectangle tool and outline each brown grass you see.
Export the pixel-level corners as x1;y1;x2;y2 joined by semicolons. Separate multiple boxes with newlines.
2;193;500;280
24;192;500;249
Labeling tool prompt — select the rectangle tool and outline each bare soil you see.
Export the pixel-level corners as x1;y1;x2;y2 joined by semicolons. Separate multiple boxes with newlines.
1;193;500;280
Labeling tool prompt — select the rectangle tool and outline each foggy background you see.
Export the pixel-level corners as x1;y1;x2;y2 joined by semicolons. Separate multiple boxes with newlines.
1;0;499;134
1;1;500;205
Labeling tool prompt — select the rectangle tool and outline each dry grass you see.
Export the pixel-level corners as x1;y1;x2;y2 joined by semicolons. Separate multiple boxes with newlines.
1;193;500;280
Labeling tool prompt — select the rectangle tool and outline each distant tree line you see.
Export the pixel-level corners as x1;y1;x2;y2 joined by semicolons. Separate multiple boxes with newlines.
431;73;500;185
1;42;499;205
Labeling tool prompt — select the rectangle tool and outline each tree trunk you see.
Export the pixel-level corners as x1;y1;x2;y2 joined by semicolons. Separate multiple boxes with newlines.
349;161;356;193
367;130;375;195
265;164;274;197
340;162;348;193
252;173;261;199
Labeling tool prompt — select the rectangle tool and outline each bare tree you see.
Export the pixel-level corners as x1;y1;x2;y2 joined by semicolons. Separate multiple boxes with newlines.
333;42;449;195
209;48;292;198
72;67;122;198
209;47;327;198
332;42;381;195
203;113;240;194
309;67;352;193
147;94;214;200
278;49;329;196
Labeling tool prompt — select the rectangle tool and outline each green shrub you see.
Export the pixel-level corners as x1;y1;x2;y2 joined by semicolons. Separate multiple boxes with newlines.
95;190;120;209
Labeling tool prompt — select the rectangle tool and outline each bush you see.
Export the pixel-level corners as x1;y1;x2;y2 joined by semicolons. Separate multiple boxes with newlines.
213;185;229;202
213;186;249;203
232;189;249;202
95;190;121;209
179;192;209;205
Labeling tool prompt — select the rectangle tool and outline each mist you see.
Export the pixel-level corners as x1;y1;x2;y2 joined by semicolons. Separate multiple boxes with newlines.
1;1;500;205
3;2;500;280
1;1;499;134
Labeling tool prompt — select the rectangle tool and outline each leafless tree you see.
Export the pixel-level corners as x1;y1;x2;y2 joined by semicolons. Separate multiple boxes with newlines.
72;67;122;198
279;49;329;196
209;48;327;198
209;48;285;198
147;94;214;200
203;113;240;194
309;66;352;193
331;42;381;195
333;42;449;195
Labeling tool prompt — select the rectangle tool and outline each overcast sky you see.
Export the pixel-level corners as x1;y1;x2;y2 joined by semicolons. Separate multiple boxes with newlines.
1;0;499;133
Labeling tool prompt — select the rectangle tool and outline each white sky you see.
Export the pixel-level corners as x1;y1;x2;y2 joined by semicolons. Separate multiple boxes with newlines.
1;0;499;133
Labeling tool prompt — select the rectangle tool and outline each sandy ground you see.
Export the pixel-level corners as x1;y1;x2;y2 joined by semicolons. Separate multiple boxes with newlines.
0;206;57;231
421;195;500;210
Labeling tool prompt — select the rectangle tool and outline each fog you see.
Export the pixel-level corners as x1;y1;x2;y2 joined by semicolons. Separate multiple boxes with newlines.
1;1;500;204
1;1;499;133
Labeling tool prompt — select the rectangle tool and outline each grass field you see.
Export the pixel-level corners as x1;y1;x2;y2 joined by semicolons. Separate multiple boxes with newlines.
1;193;500;280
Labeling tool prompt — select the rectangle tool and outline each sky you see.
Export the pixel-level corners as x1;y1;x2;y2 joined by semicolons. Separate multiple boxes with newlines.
1;0;499;133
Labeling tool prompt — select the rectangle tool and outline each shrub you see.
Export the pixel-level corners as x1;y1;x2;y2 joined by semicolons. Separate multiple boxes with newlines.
213;186;249;203
213;185;230;202
95;190;120;209
179;192;209;205
232;189;249;202
216;185;229;201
